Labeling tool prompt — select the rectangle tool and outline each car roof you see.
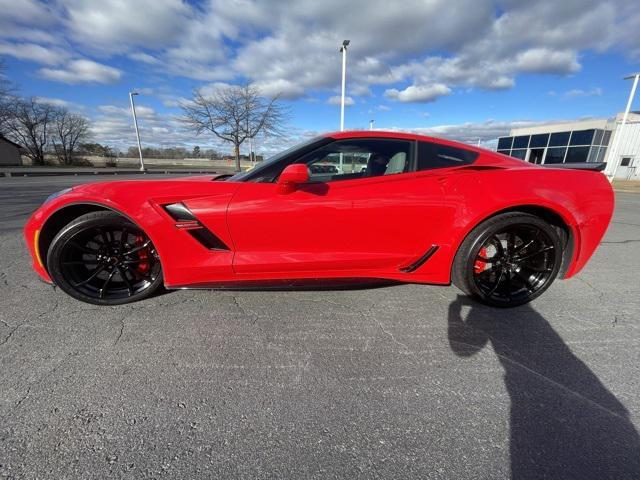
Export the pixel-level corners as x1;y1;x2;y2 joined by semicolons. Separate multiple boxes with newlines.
325;130;481;151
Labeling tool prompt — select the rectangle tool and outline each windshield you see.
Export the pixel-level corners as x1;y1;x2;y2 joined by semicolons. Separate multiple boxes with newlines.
226;136;325;182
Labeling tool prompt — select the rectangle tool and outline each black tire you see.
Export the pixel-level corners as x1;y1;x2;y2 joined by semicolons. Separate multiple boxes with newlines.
47;211;163;305
451;212;563;308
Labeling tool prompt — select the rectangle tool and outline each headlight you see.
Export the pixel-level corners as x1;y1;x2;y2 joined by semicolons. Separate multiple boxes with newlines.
44;188;73;204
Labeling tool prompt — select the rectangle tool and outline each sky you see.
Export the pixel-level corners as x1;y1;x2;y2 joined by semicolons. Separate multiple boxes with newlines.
1;0;639;156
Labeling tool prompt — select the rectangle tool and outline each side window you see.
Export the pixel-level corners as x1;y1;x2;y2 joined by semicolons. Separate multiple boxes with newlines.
295;138;412;183
417;141;478;171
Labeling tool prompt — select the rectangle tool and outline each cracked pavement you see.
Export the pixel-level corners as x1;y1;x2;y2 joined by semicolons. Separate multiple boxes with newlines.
1;176;640;479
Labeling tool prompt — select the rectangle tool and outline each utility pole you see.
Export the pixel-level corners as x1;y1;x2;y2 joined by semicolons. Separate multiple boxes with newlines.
339;40;350;131
129;92;146;172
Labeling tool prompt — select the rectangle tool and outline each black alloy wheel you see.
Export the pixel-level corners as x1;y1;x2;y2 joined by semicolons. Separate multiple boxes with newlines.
47;211;163;305
452;212;563;307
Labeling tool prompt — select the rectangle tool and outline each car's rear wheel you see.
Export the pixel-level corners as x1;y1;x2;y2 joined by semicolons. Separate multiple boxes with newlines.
452;212;563;307
47;211;163;305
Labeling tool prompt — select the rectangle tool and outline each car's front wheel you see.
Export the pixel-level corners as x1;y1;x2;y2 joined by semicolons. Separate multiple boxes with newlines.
47;211;163;305
452;212;563;307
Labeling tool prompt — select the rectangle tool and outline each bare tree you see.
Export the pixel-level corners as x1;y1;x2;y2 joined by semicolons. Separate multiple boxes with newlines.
0;60;16;135
52;109;90;165
3;98;56;165
181;84;286;172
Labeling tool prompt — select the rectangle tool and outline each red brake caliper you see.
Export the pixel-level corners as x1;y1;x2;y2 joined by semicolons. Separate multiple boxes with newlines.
474;247;489;274
134;235;150;274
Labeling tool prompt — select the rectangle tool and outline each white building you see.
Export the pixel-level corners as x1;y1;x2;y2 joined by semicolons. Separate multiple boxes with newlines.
497;112;640;180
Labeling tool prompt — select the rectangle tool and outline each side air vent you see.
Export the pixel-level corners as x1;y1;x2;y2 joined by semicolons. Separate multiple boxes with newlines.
164;202;197;222
187;228;230;250
162;202;230;251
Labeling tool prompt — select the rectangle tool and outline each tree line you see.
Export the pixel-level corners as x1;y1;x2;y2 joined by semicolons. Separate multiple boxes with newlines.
1;61;287;170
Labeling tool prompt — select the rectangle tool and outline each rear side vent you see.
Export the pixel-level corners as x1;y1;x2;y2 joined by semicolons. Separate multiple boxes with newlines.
162;202;230;251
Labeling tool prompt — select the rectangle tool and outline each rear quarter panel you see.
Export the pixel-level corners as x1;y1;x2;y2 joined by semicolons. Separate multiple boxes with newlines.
413;166;614;283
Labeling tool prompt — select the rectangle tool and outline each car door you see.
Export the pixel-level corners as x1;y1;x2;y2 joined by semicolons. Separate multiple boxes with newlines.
227;137;446;276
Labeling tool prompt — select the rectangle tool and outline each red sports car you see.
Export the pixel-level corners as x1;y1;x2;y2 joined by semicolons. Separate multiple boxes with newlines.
24;131;614;307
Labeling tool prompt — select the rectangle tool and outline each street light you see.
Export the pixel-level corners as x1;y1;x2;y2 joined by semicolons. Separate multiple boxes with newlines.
608;72;639;181
129;91;146;172
339;40;350;131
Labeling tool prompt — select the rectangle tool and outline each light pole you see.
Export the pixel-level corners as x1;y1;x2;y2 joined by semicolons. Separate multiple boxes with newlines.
339;40;350;131
608;72;639;181
369;119;374;130
129;91;146;172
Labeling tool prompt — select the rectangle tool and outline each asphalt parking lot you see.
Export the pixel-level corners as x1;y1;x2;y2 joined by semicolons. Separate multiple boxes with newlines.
1;175;639;479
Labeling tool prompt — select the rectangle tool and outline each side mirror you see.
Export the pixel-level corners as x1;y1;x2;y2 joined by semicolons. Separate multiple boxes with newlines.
277;164;309;193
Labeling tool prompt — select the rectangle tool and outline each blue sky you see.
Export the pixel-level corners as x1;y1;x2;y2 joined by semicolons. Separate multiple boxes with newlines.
1;0;639;155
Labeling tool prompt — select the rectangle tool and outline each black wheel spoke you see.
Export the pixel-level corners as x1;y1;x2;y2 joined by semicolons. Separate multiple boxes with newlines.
69;241;99;255
120;228;128;251
116;266;134;296
73;265;106;287
517;245;554;262
506;231;515;256
486;268;506;296
99;269;117;298
96;228;112;254
515;270;536;292
124;240;151;256
525;265;553;273
62;260;99;266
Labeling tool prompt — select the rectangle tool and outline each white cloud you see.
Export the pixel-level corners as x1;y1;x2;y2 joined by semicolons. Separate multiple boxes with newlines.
39;59;122;84
327;95;355;106
34;96;84;110
128;52;161;65
1;0;639;107
98;104;156;118
0;42;67;65
60;0;193;52
384;84;451;103
563;87;603;98
397;118;575;145
0;0;53;23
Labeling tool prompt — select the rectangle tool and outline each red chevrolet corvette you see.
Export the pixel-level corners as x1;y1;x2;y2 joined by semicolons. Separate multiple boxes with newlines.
24;131;614;307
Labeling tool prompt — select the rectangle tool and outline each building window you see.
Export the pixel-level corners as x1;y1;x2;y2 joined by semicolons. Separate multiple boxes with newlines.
510;149;527;160
497;137;513;150
497;149;511;156
565;146;590;163
569;129;595;146
593;129;604;145
545;147;566;164
549;131;570;147
512;136;530;149
620;157;632;167
587;147;599;163
597;147;607;163
529;134;549;148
